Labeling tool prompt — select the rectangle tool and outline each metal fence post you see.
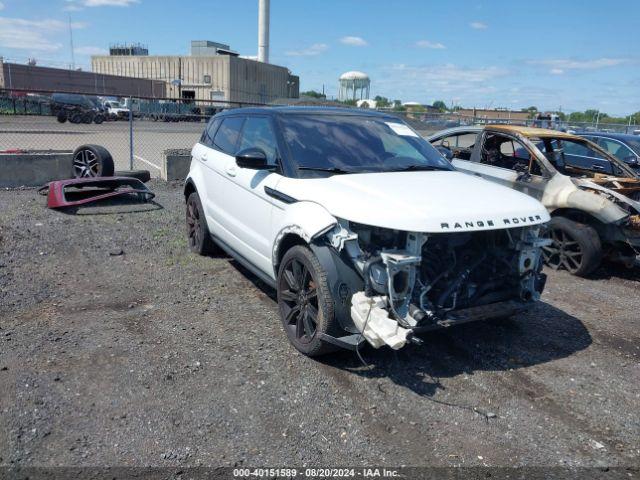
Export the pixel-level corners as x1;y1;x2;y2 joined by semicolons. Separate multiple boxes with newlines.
128;96;134;170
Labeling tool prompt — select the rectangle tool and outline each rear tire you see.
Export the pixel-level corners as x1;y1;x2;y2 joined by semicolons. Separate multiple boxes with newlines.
93;114;105;124
541;216;602;277
277;245;341;357
186;192;216;255
56;111;68;123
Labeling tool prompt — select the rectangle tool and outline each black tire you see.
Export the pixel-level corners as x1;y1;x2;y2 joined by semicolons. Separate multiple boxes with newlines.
93;114;105;124
56;111;68;123
186;192;216;255
82;112;93;124
114;170;151;183
541;216;602;277
277;245;341;357
72;144;115;178
69;112;83;124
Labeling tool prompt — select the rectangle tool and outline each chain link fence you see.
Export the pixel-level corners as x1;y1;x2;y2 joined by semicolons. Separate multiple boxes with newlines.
2;88;639;179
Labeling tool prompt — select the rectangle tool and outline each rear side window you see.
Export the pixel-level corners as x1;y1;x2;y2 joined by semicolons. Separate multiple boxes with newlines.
213;117;244;154
201;118;221;146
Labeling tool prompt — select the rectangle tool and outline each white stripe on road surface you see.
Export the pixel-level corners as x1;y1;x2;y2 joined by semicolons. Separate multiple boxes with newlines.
133;155;161;170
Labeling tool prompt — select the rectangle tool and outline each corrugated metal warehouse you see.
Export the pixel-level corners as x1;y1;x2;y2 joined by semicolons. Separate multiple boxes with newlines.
0;58;166;97
91;41;299;104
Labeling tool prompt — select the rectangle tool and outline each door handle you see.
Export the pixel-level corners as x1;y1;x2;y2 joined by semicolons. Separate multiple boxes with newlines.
201;152;209;162
225;165;238;177
592;165;605;171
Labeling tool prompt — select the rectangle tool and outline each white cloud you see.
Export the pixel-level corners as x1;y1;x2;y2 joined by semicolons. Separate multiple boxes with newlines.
75;46;108;55
528;58;629;72
391;63;508;87
285;43;328;57
64;0;138;10
415;40;445;49
0;17;87;52
340;36;368;47
470;21;488;29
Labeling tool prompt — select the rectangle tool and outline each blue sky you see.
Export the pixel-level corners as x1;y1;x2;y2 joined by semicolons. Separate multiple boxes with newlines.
0;0;638;115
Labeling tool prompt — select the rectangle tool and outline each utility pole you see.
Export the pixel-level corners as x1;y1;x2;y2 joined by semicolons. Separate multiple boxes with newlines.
68;14;75;70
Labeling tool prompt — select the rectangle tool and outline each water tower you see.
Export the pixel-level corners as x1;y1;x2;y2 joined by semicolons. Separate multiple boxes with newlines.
338;71;370;101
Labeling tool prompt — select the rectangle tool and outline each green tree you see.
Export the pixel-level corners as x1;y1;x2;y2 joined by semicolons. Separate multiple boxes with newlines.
392;100;405;111
300;90;326;99
432;100;447;112
373;95;390;108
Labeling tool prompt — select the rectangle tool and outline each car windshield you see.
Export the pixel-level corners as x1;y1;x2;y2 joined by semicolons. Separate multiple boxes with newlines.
278;113;453;176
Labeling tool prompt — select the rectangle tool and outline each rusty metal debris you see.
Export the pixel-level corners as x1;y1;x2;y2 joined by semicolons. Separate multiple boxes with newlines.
42;177;154;209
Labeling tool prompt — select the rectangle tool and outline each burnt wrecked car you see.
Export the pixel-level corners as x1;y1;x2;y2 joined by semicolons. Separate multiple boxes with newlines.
428;125;640;276
185;107;550;356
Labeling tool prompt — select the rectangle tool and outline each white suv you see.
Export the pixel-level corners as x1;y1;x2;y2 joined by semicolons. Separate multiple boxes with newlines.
184;107;550;356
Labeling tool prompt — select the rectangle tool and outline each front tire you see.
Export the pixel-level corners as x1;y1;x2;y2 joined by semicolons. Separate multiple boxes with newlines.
277;245;340;357
541;216;602;277
186;192;216;255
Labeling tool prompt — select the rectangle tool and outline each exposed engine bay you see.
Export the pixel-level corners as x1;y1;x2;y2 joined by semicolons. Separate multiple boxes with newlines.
327;221;548;349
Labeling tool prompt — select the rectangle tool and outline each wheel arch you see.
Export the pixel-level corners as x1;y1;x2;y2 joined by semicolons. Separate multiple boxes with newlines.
271;201;338;276
549;208;606;229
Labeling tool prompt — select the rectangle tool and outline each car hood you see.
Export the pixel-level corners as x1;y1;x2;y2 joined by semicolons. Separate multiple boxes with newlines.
275;170;550;232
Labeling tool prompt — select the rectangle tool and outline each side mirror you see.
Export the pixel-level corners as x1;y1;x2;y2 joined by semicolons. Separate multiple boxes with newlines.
235;148;274;170
624;155;638;166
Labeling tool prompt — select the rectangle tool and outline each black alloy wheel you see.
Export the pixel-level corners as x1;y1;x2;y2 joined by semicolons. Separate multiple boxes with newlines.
277;245;340;356
185;192;215;255
541;216;602;277
279;256;319;345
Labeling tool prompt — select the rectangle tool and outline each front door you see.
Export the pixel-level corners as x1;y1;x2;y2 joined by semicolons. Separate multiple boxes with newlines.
218;115;283;277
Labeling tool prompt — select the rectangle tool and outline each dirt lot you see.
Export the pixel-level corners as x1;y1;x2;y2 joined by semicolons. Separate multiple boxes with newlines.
0;182;639;469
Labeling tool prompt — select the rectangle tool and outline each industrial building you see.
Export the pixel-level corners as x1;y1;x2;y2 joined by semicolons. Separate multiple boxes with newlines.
91;40;299;104
0;57;166;97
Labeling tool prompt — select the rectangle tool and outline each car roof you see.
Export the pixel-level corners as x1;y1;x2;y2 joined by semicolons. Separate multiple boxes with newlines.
485;124;579;139
428;124;581;140
216;106;397;119
575;131;639;141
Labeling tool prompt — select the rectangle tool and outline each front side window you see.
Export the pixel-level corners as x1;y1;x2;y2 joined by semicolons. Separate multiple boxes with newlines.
238;116;278;166
598;138;634;161
278;114;452;177
213;117;244;155
480;133;533;172
436;132;479;160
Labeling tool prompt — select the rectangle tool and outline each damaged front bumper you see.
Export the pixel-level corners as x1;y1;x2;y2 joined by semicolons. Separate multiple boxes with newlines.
322;220;548;350
350;293;539;350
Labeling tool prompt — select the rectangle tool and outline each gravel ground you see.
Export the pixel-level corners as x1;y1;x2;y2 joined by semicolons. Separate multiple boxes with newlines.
0;182;639;469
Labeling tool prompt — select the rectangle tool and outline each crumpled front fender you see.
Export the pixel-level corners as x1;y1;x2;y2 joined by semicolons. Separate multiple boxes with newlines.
271;201;338;271
565;189;628;224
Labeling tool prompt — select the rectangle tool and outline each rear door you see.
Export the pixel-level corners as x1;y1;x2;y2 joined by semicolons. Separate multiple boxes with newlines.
195;115;245;245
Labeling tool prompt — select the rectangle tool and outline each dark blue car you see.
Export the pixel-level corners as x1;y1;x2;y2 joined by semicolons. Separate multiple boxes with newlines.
576;132;640;171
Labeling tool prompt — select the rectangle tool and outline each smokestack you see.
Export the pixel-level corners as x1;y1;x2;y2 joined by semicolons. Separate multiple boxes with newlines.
258;0;270;63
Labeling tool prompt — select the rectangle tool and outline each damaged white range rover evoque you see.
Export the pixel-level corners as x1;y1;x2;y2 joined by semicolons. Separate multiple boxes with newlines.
184;107;551;356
